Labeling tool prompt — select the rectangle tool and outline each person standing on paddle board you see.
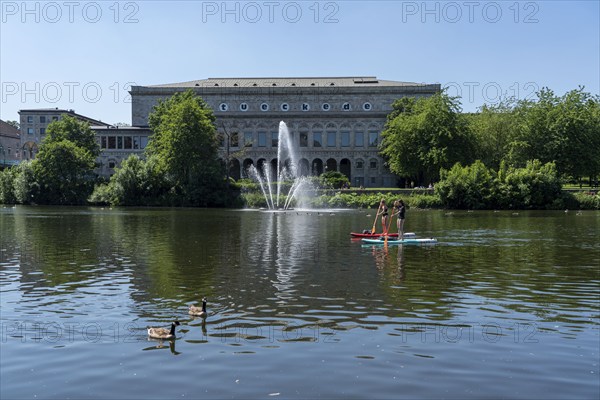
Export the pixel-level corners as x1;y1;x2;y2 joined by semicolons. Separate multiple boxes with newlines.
377;199;389;235
393;199;406;240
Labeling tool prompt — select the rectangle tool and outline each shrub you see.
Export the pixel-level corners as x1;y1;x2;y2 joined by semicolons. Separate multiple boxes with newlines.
318;171;350;189
0;167;17;204
435;160;495;209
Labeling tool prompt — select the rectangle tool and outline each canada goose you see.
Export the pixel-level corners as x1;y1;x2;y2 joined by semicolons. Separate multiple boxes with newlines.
189;297;208;318
147;321;180;339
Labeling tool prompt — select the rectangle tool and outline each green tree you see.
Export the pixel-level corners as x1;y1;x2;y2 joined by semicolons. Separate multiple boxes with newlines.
0;167;17;204
44;114;100;157
435;160;495;209
468;100;520;170
319;171;350;189
381;92;476;185
13;161;38;204
508;88;600;182
32;116;99;204
146;90;226;206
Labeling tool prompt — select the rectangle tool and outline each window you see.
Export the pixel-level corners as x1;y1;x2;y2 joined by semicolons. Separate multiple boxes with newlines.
101;136;107;149
371;177;376;184
108;161;116;169
52;116;58;121
40;116;46;123
230;132;239;147
133;136;140;149
217;133;225;147
107;137;116;149
124;136;132;149
356;160;364;169
27;116;33;123
299;132;308;147
368;132;379;147
27;128;34;135
370;159;378;169
40;128;45;135
341;132;350;147
244;132;253;147
117;136;123;149
327;132;336;147
258;132;267;147
271;132;278;148
313;132;322;147
355;132;364;147
140;137;149;149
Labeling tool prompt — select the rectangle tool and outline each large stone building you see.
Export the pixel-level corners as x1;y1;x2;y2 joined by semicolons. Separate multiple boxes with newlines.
131;77;440;187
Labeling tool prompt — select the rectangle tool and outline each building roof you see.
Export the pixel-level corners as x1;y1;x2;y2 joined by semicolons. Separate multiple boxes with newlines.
19;108;111;126
147;77;436;89
0;120;20;138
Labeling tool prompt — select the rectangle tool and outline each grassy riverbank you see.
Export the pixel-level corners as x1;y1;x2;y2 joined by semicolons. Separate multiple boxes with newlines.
242;189;599;210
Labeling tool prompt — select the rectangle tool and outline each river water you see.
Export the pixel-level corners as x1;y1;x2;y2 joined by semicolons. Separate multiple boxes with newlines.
1;206;598;399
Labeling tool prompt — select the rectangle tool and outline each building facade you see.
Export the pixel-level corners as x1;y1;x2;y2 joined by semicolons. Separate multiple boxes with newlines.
93;125;151;176
0;120;21;167
131;77;440;187
18;108;111;160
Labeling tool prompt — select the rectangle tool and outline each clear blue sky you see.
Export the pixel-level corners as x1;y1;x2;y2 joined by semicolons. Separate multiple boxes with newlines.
1;0;598;124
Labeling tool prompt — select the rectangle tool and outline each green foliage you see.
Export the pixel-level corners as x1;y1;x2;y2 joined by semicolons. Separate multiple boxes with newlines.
0;167;17;204
88;183;113;206
44;114;100;157
435;160;562;209
318;171;350;189
145;90;227;206
13;161;38;204
24;116;100;205
381;91;476;184
569;192;600;210
500;160;562;209
435;160;494;209
33;140;96;205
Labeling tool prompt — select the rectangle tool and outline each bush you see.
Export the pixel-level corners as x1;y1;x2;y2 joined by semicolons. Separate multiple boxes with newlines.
499;160;562;209
435;160;494;209
13;161;39;205
318;171;350;189
0;167;17;204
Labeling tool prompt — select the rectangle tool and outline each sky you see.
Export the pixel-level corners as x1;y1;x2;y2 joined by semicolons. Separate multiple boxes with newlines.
1;0;598;124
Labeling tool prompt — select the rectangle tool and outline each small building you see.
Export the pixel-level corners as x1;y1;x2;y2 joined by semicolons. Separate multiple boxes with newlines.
18;108;111;160
0;120;21;167
92;125;151;176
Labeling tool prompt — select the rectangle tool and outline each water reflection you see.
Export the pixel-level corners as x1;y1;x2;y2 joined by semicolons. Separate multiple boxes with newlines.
1;207;599;399
143;338;180;355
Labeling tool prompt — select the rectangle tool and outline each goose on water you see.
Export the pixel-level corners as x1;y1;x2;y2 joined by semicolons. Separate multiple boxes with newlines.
189;297;208;318
147;321;180;339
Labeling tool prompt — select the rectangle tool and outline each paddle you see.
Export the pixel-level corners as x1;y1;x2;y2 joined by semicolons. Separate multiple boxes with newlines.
385;206;395;245
371;202;382;234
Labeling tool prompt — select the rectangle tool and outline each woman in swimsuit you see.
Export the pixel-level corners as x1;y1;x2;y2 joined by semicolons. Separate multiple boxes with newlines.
377;199;389;235
395;199;406;240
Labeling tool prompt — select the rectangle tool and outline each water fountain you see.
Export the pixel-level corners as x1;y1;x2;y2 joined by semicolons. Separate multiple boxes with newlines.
247;121;313;210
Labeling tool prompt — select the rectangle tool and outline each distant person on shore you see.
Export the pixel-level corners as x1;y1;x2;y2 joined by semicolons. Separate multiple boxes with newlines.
393;199;406;240
377;199;389;234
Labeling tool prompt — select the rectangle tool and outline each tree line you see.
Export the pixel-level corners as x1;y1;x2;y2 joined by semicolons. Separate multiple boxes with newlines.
1;87;598;209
